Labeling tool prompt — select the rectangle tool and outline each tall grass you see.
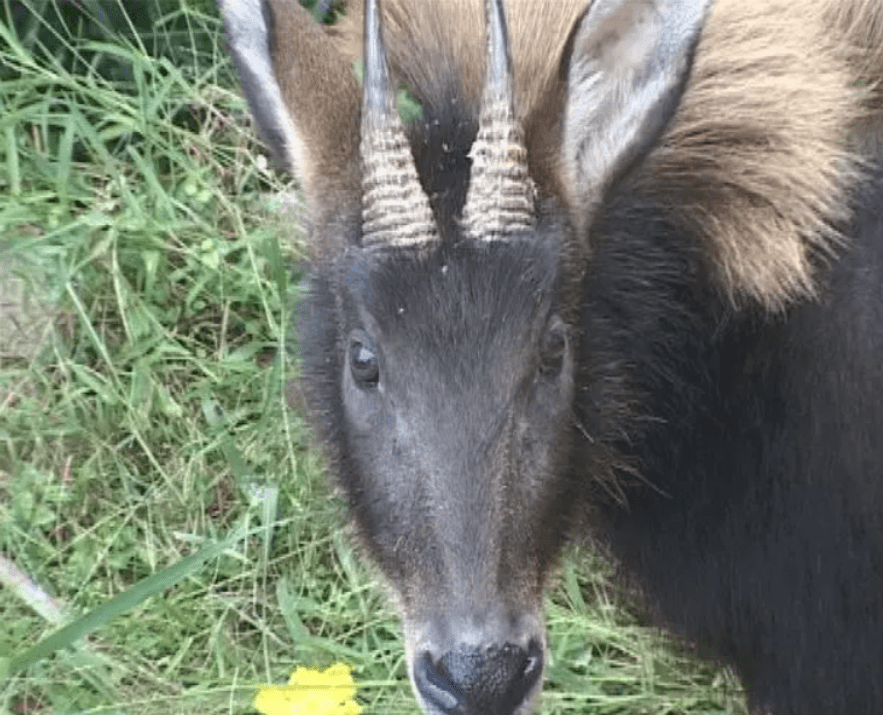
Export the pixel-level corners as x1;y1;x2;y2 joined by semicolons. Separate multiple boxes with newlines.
0;1;746;713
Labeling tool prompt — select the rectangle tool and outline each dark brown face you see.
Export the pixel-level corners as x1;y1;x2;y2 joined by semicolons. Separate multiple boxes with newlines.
299;233;582;715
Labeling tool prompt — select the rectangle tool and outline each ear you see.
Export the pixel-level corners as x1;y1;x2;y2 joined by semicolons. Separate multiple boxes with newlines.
560;0;713;232
219;0;361;227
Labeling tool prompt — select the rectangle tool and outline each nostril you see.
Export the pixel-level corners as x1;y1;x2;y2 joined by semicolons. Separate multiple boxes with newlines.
414;652;462;714
497;640;543;708
413;640;544;715
522;638;543;684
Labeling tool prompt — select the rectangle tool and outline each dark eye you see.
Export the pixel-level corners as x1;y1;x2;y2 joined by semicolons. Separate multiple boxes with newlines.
539;319;567;376
350;337;380;388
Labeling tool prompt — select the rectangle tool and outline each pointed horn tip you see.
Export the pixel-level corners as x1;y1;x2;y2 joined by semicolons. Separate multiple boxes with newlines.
483;0;515;95
463;0;535;237
362;0;392;113
359;0;438;250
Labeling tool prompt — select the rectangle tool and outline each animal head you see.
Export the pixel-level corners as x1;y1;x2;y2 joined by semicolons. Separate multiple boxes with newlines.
219;0;868;713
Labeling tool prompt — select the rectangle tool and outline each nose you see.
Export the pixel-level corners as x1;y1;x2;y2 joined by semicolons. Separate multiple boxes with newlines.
413;639;543;715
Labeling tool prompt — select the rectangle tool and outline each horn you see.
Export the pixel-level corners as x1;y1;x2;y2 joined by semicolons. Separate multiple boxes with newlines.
360;0;438;249
462;0;535;240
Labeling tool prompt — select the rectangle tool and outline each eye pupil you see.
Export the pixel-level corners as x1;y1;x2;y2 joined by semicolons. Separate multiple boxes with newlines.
350;339;379;387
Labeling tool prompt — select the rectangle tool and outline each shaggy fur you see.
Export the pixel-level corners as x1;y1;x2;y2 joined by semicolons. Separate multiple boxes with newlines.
572;162;883;712
330;0;882;309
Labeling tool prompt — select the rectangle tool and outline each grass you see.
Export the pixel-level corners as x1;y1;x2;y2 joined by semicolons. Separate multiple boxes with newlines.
0;1;748;713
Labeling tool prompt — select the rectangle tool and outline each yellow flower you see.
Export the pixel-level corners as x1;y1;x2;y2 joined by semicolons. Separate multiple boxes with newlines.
253;663;364;715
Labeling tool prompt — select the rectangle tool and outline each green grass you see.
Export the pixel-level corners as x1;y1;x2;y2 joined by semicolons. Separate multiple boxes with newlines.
0;1;748;713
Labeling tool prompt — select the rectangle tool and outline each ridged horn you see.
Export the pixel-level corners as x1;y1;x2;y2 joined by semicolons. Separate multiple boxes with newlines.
462;0;535;240
360;0;438;249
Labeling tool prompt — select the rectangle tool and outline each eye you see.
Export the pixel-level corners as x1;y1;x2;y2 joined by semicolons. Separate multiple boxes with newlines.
539;318;567;376
350;336;380;388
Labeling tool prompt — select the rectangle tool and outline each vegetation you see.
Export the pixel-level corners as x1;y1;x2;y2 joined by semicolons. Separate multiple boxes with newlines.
0;1;746;712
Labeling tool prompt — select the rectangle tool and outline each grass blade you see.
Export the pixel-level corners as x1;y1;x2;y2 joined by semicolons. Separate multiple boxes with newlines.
3;525;246;678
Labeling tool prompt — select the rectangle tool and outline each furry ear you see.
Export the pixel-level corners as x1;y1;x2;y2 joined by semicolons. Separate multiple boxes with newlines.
560;0;713;233
219;0;361;228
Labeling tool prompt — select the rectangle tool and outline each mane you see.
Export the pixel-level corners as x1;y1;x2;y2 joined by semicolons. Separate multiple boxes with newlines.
646;0;883;309
330;0;883;310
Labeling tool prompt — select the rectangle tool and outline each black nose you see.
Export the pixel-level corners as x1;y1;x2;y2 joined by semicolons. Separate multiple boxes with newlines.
414;639;543;715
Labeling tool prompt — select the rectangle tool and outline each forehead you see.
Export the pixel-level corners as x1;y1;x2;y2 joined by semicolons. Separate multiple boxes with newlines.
341;237;564;350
